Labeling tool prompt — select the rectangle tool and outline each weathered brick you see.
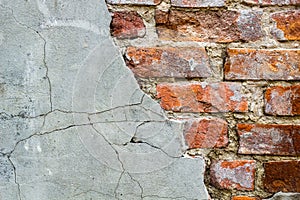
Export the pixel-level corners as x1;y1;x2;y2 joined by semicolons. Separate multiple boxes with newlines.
110;11;145;39
171;0;225;7
183;118;228;149
106;0;161;5
265;85;300;116
264;161;300;192
156;82;248;113
210;160;256;191
155;9;262;42
244;0;300;5
238;124;300;156
224;48;300;80
125;47;212;78
232;196;259;200
271;10;300;41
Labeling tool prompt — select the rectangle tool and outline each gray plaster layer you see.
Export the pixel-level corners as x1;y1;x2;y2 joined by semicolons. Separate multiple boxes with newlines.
0;0;209;199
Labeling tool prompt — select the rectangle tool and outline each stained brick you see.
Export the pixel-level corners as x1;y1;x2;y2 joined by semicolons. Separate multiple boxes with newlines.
265;85;300;116
271;10;300;41
224;48;300;80
244;0;300;5
264;161;300;192
110;11;145;39
156;82;248;113
155;9;262;42
238;124;300;156
125;47;212;78
106;0;161;5
232;196;259;200
210;160;256;191
171;0;225;7
183;118;228;149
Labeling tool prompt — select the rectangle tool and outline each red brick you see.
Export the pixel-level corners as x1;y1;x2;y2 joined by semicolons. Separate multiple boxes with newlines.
110;11;145;39
265;85;300;116
264;161;300;192
210;160;256;191
155;9;263;42
244;0;300;5
171;0;225;7
106;0;161;5
156;82;248;113
183;118;228;149
238;124;300;156
125;47;212;78
271;10;300;41
224;48;300;80
232;196;259;200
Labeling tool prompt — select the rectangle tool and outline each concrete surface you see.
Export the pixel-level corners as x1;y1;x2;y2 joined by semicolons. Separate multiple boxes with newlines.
0;0;209;199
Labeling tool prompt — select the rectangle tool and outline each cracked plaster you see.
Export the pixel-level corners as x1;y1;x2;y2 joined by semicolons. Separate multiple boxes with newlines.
0;0;209;199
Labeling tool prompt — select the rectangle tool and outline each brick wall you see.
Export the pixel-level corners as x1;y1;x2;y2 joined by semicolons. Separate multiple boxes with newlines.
106;0;300;199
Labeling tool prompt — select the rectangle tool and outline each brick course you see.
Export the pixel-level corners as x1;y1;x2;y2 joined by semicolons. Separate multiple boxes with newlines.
110;11;146;39
155;10;263;42
264;161;300;193
183;118;228;149
225;48;300;80
265;85;300;116
271;10;300;41
156;82;248;113
125;47;212;78
238;124;300;156
210;160;256;191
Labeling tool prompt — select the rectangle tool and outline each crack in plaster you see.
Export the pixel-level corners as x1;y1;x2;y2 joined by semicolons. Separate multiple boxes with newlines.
0;4;53;112
7;156;21;200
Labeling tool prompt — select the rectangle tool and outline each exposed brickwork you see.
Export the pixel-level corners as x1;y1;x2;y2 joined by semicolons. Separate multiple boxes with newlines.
155;10;263;42
244;0;300;5
271;10;300;41
106;0;161;5
125;47;212;78
265;85;300;116
183;118;228;149
232;196;259;200
238;124;300;156
156;82;248;113
224;48;300;80
210;160;256;191
171;0;225;7
110;11;145;39
264;161;300;193
107;0;300;199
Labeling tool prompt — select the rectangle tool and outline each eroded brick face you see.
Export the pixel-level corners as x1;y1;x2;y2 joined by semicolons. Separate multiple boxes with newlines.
210;160;256;191
155;10;263;42
238;124;300;156
171;0;225;7
244;0;300;5
264;161;300;192
106;0;161;5
265;85;300;116
183;118;228;149
225;48;300;80
125;47;212;78
156;82;248;113
110;11;145;39
271;10;300;41
232;196;259;200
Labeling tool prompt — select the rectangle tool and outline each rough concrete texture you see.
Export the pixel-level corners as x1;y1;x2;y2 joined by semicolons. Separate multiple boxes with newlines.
0;0;210;199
